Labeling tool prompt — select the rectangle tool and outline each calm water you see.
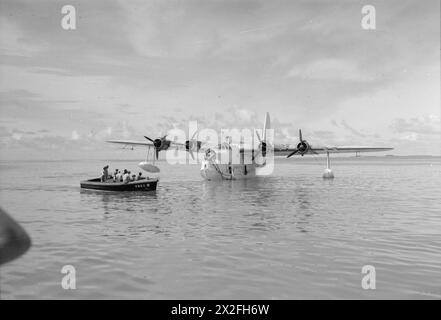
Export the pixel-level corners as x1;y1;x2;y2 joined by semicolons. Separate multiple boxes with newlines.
0;156;440;299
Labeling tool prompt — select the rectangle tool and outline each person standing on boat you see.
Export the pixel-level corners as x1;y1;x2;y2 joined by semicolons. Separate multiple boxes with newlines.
101;165;109;182
137;172;143;180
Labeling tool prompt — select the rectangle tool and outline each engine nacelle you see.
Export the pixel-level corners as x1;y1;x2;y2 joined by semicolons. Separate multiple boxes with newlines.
153;138;162;149
296;141;310;155
185;140;202;151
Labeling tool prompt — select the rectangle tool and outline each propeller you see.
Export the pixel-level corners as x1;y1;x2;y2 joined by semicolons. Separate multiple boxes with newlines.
185;130;200;160
253;130;267;160
286;149;298;158
287;129;311;158
144;135;167;160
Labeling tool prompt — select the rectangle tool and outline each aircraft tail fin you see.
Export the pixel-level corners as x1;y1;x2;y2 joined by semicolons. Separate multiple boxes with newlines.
263;112;270;141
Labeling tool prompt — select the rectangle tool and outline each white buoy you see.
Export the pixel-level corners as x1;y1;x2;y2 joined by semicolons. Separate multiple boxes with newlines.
323;168;334;179
322;151;334;179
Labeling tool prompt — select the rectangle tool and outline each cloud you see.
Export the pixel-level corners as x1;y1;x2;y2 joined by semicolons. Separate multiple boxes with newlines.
340;120;366;137
233;108;258;123
312;130;336;139
71;130;80;140
330;120;340;128
391;115;440;135
0;0;439;157
287;58;374;82
399;132;418;141
0;122;141;161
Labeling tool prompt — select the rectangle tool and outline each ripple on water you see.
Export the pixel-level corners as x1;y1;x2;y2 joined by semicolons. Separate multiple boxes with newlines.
1;158;441;299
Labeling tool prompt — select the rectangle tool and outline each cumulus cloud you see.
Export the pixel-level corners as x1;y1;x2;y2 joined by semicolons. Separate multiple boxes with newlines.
234;108;257;123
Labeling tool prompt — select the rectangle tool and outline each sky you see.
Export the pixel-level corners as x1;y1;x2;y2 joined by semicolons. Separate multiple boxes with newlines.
0;0;439;160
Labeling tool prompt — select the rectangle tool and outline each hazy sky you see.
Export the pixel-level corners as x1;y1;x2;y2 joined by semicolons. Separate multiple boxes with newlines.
0;0;439;159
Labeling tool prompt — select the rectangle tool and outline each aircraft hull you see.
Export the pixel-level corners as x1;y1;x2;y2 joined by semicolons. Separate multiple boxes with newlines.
200;160;257;180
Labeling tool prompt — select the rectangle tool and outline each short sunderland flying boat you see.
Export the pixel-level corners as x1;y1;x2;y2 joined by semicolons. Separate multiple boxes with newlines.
107;113;393;180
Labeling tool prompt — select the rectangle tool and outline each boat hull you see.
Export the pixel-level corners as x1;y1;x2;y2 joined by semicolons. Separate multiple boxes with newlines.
80;178;158;191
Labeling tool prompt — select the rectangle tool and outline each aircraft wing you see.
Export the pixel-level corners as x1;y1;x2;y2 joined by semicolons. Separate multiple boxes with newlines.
307;146;394;154
106;140;186;147
106;140;154;146
273;145;393;155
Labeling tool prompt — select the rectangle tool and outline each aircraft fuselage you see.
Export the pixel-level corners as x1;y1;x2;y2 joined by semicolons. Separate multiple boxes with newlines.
199;147;265;180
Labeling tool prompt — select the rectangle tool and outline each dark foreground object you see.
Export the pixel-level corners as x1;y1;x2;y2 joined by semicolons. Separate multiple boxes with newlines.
80;178;158;191
0;208;32;265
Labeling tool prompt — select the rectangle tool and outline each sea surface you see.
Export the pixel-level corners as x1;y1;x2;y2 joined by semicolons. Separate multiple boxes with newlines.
0;156;440;299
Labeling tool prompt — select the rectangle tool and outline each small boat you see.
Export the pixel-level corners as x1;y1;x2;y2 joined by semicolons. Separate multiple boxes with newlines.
80;178;158;191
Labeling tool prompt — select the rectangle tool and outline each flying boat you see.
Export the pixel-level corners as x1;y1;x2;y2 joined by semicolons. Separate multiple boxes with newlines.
107;113;393;180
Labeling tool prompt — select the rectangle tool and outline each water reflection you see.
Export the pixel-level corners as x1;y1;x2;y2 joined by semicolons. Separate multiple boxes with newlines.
200;177;298;233
3;158;441;299
290;182;314;233
78;176;319;237
80;189;158;214
79;189;173;239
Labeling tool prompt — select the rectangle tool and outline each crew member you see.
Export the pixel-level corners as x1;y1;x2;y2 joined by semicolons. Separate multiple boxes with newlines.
115;170;122;182
123;170;131;183
101;165;109;182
